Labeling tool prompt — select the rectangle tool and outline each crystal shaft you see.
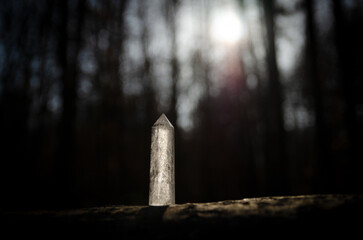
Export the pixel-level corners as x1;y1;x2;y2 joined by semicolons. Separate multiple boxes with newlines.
149;115;175;206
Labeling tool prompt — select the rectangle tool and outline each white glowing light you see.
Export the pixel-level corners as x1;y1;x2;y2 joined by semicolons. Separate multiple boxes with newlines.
211;9;244;44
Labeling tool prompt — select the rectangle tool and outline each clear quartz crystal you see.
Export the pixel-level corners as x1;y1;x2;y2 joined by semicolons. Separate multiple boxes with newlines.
149;114;175;206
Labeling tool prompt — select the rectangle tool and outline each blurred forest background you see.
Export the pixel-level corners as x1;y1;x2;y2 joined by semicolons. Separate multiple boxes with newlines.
1;0;363;210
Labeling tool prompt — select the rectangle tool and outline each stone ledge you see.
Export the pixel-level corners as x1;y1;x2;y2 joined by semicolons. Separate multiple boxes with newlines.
1;194;362;238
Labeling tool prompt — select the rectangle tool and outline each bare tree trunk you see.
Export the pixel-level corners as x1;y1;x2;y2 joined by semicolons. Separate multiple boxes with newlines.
138;2;156;123
99;0;128;201
55;0;86;207
164;0;179;126
305;0;332;192
332;0;360;192
0;2;33;207
262;0;288;195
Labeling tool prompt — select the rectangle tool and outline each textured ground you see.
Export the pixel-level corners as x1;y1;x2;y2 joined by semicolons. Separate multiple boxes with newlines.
1;194;362;238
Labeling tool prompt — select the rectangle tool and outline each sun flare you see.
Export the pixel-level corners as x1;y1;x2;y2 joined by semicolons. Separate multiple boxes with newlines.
211;9;244;44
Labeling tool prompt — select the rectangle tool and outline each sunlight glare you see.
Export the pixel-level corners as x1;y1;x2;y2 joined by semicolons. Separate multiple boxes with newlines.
211;9;244;44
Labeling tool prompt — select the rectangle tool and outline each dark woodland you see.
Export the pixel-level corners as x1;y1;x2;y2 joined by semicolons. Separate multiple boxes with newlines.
0;0;362;210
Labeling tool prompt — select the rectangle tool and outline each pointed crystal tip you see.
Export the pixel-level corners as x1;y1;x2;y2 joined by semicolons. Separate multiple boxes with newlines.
153;113;174;128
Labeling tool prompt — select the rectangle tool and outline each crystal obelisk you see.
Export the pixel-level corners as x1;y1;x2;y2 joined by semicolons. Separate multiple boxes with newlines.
149;114;175;206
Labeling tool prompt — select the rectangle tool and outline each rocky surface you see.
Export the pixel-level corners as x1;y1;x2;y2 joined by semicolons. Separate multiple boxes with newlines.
1;194;362;238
